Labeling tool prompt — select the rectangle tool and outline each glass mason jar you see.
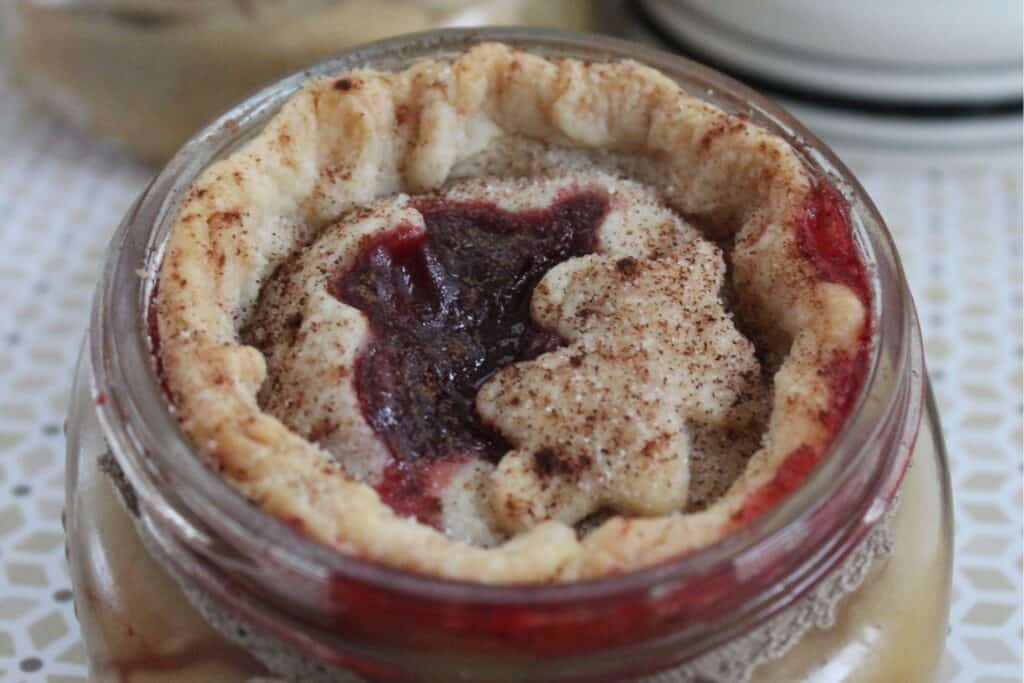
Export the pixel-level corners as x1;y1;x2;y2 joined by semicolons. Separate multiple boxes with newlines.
64;28;953;682
2;0;592;163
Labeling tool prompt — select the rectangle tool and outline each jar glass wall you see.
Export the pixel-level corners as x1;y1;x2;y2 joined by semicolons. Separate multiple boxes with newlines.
66;342;953;681
750;398;952;683
65;28;953;682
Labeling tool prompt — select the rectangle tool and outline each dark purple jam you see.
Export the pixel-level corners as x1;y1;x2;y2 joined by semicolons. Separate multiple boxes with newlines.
329;191;608;463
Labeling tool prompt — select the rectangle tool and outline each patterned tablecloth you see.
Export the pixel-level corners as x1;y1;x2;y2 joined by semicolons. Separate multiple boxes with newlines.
0;60;1020;682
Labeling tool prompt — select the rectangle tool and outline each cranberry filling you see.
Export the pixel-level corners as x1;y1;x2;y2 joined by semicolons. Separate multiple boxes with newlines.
797;182;870;305
330;191;608;482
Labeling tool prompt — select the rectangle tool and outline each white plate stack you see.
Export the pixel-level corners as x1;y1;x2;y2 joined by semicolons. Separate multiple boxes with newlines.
630;0;1023;165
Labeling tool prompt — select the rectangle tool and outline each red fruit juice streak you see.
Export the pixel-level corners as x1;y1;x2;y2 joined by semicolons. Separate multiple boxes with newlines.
375;458;467;529
796;181;870;306
734;181;871;526
146;281;172;398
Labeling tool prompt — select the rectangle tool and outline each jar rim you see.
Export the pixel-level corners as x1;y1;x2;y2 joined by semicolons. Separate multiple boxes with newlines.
89;27;921;608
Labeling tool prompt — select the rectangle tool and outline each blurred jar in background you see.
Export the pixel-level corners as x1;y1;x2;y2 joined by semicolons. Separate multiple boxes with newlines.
3;0;592;163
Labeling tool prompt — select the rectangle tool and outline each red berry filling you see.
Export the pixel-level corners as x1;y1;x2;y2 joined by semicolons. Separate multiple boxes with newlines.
329;191;608;520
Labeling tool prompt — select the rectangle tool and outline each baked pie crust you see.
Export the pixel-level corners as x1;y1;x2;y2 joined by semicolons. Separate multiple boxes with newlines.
155;43;869;583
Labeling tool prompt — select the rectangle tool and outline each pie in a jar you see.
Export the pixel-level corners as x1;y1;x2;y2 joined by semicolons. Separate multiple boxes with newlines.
153;43;870;583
